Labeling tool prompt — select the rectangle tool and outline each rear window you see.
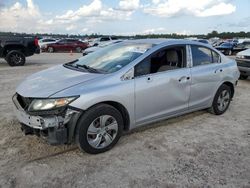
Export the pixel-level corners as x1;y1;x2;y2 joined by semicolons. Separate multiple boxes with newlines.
191;46;213;66
212;51;220;63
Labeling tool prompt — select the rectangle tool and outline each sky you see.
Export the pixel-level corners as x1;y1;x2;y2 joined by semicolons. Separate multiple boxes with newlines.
0;0;249;35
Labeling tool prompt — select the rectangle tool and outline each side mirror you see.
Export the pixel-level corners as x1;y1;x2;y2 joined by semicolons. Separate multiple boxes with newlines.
121;68;134;81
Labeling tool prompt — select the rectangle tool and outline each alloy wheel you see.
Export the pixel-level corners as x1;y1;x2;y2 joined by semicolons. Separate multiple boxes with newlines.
87;115;118;149
217;90;230;111
10;53;22;64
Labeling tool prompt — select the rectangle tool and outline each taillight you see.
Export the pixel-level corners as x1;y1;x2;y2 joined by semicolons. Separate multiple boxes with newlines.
34;38;39;46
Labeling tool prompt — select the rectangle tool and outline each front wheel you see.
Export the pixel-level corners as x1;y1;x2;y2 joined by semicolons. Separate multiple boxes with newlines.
6;50;26;66
209;84;232;115
75;104;124;154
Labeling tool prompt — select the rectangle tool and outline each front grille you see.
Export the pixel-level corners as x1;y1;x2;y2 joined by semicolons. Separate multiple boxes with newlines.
244;56;250;60
237;61;250;68
16;94;32;110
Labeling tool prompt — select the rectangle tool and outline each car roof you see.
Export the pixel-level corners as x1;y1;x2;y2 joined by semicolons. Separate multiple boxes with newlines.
123;38;211;47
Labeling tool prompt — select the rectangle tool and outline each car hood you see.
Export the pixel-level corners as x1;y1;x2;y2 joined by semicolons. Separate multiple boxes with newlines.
16;65;103;98
237;48;250;56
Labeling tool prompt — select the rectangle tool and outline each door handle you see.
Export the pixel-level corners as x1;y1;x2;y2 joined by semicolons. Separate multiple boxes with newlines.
215;69;223;73
179;76;190;82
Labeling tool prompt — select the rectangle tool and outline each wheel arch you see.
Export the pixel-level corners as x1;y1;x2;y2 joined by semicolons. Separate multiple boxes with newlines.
3;45;26;56
222;81;235;98
87;101;130;131
70;100;130;144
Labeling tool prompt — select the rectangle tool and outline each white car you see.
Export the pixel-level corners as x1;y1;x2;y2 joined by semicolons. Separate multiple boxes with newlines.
83;40;123;55
89;36;118;47
38;38;58;48
236;49;250;79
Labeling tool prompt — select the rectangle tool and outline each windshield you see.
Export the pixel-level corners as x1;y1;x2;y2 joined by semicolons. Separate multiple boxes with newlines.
73;42;153;73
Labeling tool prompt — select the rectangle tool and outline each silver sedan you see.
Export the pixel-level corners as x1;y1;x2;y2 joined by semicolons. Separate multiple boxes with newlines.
13;39;240;154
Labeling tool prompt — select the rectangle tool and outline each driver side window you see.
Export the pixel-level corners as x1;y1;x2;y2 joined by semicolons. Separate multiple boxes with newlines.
135;46;186;77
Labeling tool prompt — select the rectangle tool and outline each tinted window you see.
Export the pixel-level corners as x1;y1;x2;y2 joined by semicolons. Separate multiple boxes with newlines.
67;39;78;43
43;39;55;42
100;37;110;41
58;39;66;43
135;46;186;77
221;43;232;47
191;46;212;66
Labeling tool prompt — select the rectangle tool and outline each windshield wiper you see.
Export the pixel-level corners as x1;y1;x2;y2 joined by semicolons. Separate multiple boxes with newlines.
75;64;101;73
64;60;78;66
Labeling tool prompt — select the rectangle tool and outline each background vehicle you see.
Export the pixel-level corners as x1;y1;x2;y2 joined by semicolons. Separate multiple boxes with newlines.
225;39;238;46
215;42;235;55
236;49;250;80
233;41;250;54
90;36;118;46
0;36;40;66
38;38;58;49
193;39;210;44
83;40;123;55
42;39;89;53
13;39;239;154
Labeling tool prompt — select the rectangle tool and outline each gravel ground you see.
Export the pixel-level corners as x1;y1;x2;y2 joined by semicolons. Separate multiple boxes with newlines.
0;53;249;188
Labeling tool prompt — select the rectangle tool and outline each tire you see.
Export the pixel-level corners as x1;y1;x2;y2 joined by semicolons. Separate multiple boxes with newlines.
240;75;248;80
209;84;232;115
47;47;54;53
6;50;25;66
76;47;82;53
75;104;124;154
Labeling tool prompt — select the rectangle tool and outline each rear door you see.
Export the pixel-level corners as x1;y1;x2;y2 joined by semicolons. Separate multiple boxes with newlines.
189;45;223;109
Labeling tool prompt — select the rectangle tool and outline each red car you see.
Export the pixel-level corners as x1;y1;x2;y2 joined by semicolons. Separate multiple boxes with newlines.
43;39;89;53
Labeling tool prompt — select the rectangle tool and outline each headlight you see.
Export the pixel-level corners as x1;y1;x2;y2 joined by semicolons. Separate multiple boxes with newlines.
28;97;78;111
236;55;245;59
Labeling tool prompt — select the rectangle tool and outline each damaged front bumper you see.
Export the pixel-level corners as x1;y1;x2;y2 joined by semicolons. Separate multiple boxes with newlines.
13;94;81;145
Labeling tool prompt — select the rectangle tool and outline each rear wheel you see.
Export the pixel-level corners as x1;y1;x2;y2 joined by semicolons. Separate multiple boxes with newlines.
6;50;25;66
209;84;232;115
75;104;123;154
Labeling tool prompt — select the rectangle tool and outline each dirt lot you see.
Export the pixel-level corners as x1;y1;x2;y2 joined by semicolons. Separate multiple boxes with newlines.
0;53;249;187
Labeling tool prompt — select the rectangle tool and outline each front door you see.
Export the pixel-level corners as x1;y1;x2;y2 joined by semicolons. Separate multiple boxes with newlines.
134;45;191;125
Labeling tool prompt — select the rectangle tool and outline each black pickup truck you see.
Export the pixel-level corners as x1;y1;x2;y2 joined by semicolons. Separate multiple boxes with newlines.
0;36;40;66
